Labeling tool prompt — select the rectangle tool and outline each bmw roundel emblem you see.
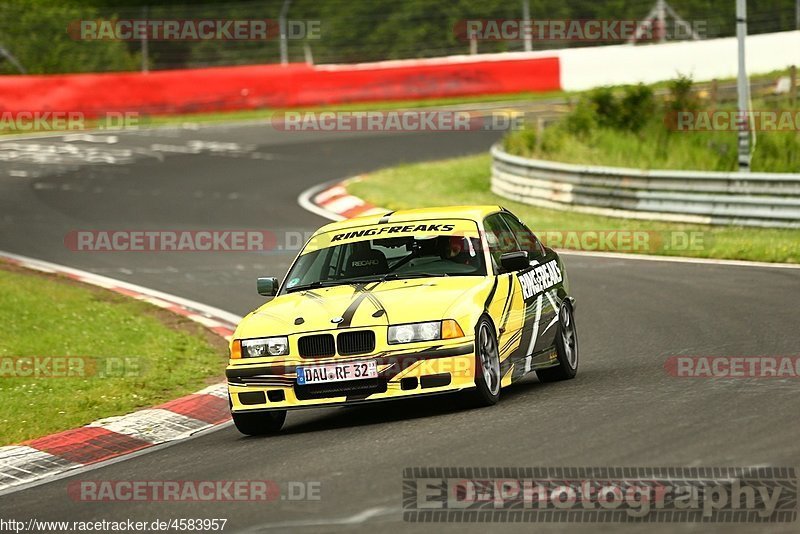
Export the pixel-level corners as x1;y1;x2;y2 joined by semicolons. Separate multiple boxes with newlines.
331;316;344;324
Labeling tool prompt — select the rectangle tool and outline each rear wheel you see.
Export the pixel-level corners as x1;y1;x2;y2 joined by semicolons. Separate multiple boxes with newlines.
465;317;501;406
232;410;286;436
537;303;578;383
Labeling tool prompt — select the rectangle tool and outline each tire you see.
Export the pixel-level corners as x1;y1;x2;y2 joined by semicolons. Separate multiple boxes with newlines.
536;302;578;383
465;316;501;407
232;410;286;436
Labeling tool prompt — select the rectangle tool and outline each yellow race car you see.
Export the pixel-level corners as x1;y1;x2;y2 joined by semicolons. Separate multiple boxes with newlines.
226;206;577;435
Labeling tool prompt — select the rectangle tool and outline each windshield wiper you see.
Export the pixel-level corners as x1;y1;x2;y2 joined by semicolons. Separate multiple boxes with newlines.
287;273;447;293
285;280;343;293
381;272;448;281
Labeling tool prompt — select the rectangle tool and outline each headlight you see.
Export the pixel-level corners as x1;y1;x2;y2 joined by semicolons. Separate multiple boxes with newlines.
241;337;289;357
388;320;464;344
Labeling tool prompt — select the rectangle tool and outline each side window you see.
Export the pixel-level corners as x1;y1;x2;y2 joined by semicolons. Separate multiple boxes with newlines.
483;214;519;272
290;249;330;285
500;213;544;259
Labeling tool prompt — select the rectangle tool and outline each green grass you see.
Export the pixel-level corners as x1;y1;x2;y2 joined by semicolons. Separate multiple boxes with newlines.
347;154;800;263
0;265;227;445
504;68;800;173
504;109;800;173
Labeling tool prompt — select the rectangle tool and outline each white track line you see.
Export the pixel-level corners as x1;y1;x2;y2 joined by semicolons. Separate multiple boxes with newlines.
558;248;800;269
297;179;347;222
239;506;400;531
0;250;244;496
0;250;243;324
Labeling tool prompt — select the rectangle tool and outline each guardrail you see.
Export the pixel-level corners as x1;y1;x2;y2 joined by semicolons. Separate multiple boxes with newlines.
490;144;800;229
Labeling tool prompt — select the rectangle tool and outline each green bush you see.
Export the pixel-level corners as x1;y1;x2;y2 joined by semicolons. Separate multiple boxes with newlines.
588;87;620;129
619;84;655;132
563;84;655;135
502;124;538;158
667;75;698;113
503;73;800;173
564;98;597;137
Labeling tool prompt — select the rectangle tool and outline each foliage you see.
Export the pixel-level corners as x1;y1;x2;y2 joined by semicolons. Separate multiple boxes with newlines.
1;0;797;72
504;73;800;173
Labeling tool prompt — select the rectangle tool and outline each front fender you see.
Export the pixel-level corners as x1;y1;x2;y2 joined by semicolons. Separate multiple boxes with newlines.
443;276;504;339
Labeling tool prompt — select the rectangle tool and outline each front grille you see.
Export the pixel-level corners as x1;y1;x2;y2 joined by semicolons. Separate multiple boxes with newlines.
298;334;335;358
295;378;386;400
337;331;376;356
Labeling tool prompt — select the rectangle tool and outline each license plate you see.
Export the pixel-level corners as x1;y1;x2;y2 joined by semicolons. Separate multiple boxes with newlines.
296;360;377;385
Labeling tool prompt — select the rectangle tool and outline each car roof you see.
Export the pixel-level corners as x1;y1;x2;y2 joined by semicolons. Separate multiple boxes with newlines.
314;205;505;234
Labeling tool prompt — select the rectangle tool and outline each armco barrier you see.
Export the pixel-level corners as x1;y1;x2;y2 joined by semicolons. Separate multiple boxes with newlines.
0;56;560;117
490;144;800;228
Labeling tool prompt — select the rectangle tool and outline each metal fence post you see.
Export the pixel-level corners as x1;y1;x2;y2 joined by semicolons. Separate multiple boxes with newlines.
279;0;292;65
736;0;750;172
0;45;25;74
141;6;149;73
522;0;532;52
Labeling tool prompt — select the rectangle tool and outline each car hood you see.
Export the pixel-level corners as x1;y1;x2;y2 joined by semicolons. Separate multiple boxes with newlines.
235;277;487;338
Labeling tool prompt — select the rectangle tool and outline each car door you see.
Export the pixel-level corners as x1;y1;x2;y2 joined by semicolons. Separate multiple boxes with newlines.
499;212;561;358
482;213;528;380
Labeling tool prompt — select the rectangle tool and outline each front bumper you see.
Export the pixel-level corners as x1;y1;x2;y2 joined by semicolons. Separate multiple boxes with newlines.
226;339;476;412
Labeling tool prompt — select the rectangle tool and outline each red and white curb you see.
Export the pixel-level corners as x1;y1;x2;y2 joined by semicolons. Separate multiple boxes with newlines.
297;176;387;222
0;251;242;494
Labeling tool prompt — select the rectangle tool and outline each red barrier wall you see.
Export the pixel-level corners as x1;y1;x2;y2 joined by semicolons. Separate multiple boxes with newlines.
0;56;560;116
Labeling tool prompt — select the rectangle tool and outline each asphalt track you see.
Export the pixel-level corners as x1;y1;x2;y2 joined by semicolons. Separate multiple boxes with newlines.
0;123;799;533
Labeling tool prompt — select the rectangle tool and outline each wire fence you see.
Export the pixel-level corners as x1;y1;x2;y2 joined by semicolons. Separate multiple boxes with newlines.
0;0;798;74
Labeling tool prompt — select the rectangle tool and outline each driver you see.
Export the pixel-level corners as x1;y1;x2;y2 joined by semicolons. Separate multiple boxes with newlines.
439;235;476;265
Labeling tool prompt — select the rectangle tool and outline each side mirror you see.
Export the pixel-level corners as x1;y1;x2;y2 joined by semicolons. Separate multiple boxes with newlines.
500;251;530;272
257;277;279;297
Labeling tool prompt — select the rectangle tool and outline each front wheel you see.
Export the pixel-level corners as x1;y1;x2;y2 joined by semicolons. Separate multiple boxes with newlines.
465;317;501;407
232;409;286;436
537;303;578;383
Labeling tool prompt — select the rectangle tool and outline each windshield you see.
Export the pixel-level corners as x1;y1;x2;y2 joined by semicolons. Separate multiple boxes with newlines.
282;232;486;293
